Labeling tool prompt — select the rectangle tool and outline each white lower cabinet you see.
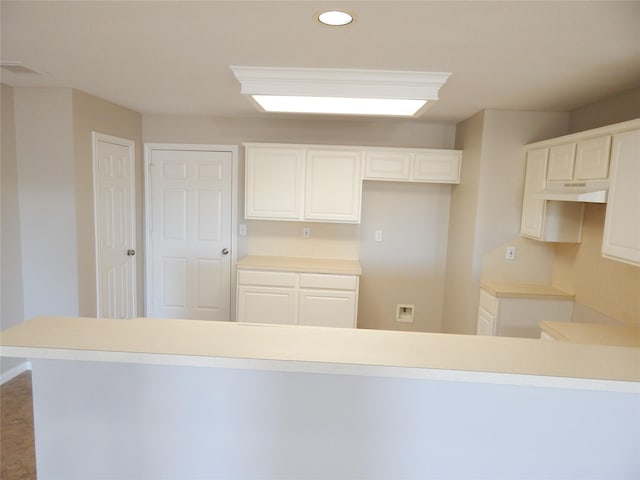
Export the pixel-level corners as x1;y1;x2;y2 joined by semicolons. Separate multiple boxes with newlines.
237;286;296;325
237;270;359;328
477;288;574;339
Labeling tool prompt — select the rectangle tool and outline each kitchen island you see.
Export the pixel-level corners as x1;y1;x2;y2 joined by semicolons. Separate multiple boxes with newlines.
1;316;639;479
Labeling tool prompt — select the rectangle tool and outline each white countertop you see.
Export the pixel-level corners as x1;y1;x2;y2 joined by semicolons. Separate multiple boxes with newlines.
237;255;362;275
1;317;638;391
481;282;575;300
540;321;640;347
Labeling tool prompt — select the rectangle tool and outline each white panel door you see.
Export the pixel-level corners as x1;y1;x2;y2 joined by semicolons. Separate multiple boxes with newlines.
93;133;137;319
148;148;233;320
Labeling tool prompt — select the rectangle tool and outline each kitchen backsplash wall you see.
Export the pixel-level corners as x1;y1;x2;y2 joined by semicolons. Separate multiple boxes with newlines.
552;204;640;327
245;221;360;259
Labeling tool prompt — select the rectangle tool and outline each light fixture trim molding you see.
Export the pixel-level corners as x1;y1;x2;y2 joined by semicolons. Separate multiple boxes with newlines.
229;66;452;116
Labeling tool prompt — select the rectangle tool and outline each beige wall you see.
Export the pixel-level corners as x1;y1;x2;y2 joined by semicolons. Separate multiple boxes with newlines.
143;114;456;330
72;90;143;316
13;88;79;320
6;87;143;326
553;204;640;326
441;111;485;334
1;83;26;376
568;86;640;134
358;181;451;332
442;110;570;334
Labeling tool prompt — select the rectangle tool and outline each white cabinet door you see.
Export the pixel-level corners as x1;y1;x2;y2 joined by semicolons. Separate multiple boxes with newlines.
520;148;548;239
237;286;296;325
245;146;305;220
476;306;496;336
298;289;357;328
547;143;576;181
575;136;611;180
363;151;411;180
520;147;583;243
602;129;640;266
413;151;461;183
304;149;362;222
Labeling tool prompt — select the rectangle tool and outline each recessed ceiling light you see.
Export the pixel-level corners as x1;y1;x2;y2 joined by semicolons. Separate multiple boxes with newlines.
318;10;353;26
230;66;452;117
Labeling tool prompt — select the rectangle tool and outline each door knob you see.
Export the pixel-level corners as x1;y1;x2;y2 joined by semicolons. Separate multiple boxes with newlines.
221;248;230;255
127;249;136;256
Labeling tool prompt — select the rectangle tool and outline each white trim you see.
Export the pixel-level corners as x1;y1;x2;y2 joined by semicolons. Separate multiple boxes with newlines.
143;143;238;320
92;132;137;318
230;66;451;100
0;360;32;385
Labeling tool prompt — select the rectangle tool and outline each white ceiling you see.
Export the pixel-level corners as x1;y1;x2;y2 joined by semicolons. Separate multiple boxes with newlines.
2;1;639;124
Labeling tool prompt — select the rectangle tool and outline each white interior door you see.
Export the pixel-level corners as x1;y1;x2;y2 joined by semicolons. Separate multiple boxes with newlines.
146;146;233;320
93;133;137;319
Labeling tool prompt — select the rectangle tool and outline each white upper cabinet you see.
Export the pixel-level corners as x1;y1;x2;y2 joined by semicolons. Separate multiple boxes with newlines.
245;143;462;223
574;136;611;181
413;151;461;183
364;151;411;180
520;148;548;239
602;129;640;266
304;149;362;222
546;136;611;185
244;144;362;223
547;143;576;181
245;146;305;220
363;148;461;183
520;147;583;243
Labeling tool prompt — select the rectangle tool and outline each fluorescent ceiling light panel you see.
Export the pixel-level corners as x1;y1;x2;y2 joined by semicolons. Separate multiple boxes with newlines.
252;95;426;116
230;66;451;117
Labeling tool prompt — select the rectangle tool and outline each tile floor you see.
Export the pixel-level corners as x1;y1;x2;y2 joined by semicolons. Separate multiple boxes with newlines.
0;371;36;480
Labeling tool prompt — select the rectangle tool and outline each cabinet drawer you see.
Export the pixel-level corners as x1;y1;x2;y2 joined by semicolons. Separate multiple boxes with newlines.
478;289;498;315
299;273;357;290
237;270;297;287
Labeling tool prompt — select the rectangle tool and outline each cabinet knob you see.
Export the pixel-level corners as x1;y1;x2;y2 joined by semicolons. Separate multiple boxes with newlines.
221;248;230;255
127;249;135;256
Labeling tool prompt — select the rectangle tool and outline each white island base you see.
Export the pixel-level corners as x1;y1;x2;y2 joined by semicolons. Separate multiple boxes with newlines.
2;316;639;478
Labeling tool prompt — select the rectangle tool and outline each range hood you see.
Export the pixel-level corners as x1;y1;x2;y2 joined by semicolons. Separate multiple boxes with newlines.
534;181;608;203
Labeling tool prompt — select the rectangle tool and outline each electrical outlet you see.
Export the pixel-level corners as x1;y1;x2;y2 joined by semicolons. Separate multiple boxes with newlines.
505;246;516;260
375;230;383;242
303;227;310;238
239;224;247;236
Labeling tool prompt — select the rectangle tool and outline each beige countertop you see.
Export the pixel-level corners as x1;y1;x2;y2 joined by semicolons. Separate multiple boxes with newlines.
1;316;638;390
540;321;640;347
481;281;575;300
237;255;362;275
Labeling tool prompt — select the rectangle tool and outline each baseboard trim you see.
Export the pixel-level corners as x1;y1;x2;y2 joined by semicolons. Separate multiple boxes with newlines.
1;360;32;385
